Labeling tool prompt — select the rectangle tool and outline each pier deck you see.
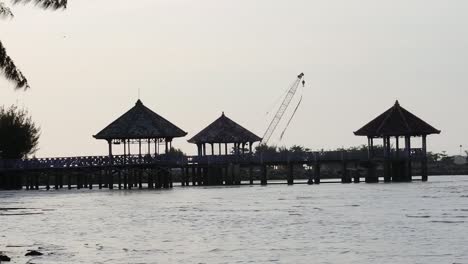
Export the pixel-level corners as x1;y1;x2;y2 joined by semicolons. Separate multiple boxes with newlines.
0;150;427;190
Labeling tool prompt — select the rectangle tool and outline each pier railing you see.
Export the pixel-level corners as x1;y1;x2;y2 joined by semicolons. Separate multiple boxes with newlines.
0;148;424;172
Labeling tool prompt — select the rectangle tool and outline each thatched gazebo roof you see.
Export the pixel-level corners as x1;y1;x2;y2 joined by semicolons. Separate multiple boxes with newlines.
188;112;261;144
354;100;441;137
94;100;187;140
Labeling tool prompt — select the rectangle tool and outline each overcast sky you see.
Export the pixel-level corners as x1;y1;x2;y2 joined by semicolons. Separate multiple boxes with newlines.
1;0;467;157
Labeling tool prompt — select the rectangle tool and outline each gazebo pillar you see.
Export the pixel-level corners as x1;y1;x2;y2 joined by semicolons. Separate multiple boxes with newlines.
123;139;127;164
139;139;142;158
147;139;151;155
196;144;201;157
367;137;371;159
107;139;113;165
165;139;169;154
154;138;158;155
127;139;131;156
218;143;221;155
383;136;391;182
225;143;228;155
249;142;253;154
395;137;400;157
421;135;428;181
405;136;412;181
211;143;214;156
393;136;401;182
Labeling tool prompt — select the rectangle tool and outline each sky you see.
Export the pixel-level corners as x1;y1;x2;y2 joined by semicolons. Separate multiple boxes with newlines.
1;0;468;157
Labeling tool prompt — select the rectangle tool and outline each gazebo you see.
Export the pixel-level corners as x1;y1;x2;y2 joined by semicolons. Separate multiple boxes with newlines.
94;99;187;162
354;100;440;182
188;112;262;156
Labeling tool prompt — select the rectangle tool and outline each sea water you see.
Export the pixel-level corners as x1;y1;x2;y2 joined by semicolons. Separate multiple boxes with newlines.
1;176;467;264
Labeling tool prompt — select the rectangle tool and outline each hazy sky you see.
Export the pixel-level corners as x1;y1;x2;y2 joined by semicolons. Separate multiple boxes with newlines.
1;0;467;157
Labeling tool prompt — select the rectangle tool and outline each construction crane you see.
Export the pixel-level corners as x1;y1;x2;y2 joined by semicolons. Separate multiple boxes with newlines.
261;73;305;144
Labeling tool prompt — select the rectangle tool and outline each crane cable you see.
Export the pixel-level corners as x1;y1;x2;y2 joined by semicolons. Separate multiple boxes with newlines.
279;93;303;140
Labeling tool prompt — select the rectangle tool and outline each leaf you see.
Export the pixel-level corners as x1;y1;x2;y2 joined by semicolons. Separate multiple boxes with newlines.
11;0;67;9
0;40;30;90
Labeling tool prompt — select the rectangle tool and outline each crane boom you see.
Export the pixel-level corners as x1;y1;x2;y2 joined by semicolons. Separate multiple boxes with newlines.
261;73;304;144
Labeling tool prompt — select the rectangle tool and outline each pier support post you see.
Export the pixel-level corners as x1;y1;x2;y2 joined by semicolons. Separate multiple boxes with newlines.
139;170;143;189
54;172;59;190
83;173;88;189
181;167;186;186
365;162;378;183
261;165;267;185
314;164;321;184
307;166;314;184
118;170;122;189
59;173;63;189
353;163;360;183
287;164;294;185
192;167;196;186
108;169;113;190
88;172;93;189
124;169;128;189
128;169;133;190
34;173;39;190
148;169;154;189
89;174;92;188
221;166;226;185
203;167;208;186
162;170;169;188
28;174;32;190
98;170;103;189
341;162;351;183
197;167;202;186
156;170;162;189
46;173;50;190
77;174;82;190
68;174;72;190
25;174;30;190
185;167;190;186
383;160;391;183
249;166;254;185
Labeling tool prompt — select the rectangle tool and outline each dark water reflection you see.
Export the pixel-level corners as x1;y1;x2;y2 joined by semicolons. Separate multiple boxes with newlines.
1;176;468;264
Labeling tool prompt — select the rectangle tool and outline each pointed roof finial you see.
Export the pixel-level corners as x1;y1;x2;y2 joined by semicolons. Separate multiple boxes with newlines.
395;100;400;106
136;99;143;105
222;111;225;116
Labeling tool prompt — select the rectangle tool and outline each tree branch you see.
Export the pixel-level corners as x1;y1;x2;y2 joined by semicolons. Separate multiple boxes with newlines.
0;40;30;90
0;2;14;17
12;0;67;10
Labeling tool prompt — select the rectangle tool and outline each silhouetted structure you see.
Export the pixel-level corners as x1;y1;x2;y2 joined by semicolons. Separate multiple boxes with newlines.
187;112;261;185
188;112;261;156
94;99;187;160
354;100;440;182
0;100;444;191
91;99;187;189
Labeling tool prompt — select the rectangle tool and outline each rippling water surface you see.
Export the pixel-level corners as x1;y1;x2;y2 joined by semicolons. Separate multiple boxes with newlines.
1;176;468;264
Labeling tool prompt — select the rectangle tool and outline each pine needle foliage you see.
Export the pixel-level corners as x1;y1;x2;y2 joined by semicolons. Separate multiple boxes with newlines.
0;105;40;159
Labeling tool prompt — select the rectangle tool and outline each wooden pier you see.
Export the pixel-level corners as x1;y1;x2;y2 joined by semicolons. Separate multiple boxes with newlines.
0;149;431;190
0;100;440;190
